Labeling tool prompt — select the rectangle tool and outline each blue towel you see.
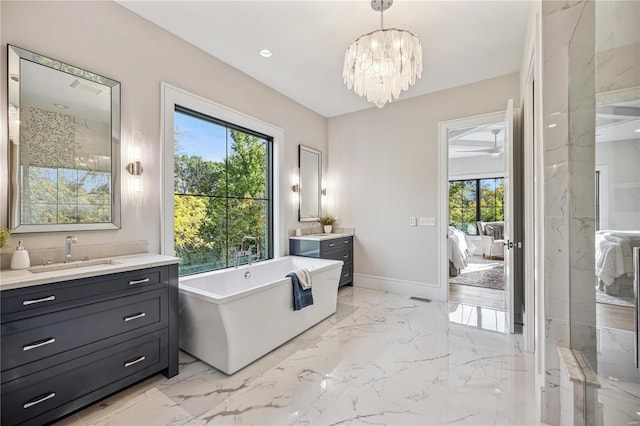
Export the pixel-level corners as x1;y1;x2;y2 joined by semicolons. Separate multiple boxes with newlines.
287;272;314;311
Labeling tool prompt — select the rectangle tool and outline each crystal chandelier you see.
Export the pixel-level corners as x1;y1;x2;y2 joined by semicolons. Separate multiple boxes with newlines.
342;0;423;108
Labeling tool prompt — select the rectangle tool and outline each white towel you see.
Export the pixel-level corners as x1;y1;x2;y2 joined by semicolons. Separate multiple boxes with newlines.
293;268;313;290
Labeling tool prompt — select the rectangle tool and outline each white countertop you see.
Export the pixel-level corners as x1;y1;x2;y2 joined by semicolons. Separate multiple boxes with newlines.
0;253;180;291
289;233;353;241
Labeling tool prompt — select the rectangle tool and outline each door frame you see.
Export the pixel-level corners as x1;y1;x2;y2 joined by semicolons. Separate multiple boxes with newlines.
438;110;511;310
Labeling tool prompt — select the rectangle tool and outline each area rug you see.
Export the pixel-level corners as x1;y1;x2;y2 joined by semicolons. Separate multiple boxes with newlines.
449;256;504;290
596;288;634;308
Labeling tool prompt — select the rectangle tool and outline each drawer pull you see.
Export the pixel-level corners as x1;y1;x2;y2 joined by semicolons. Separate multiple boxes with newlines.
124;355;146;368
22;295;55;306
128;278;150;286
344;240;349;244
124;312;146;322
343;273;349;278
23;338;56;351
343;254;349;259
329;243;335;247
23;392;56;409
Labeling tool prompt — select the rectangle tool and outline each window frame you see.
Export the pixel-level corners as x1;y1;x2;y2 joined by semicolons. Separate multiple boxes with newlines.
448;176;505;235
161;83;286;264
173;106;274;274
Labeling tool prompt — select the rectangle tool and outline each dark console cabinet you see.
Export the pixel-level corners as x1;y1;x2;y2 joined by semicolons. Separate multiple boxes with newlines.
290;236;353;287
0;264;179;426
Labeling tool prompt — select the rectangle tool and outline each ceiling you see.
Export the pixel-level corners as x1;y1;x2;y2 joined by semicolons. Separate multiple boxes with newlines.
448;122;505;159
118;0;531;118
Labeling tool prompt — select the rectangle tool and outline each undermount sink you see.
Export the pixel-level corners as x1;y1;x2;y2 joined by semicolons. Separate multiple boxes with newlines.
29;258;120;274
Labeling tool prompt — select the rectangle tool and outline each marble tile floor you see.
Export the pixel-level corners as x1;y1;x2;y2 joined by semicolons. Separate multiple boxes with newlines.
57;287;543;426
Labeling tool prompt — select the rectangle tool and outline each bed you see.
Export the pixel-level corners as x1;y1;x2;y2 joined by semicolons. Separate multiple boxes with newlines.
595;230;640;297
449;227;471;277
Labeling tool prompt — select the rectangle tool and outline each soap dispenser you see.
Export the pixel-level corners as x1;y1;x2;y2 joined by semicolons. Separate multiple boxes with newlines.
10;241;30;270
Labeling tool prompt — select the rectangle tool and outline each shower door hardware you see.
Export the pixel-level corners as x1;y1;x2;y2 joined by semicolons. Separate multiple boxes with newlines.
634;247;639;368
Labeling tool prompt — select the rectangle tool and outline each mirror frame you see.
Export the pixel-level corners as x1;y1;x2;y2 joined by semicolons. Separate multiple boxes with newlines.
298;145;322;222
8;45;121;233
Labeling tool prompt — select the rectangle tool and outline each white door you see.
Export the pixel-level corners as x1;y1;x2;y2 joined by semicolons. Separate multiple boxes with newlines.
502;99;516;333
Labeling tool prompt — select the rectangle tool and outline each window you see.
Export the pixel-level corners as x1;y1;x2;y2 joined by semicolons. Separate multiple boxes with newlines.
174;106;273;276
449;177;504;234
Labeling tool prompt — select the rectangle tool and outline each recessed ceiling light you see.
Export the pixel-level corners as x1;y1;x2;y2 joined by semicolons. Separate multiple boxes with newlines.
259;49;272;58
54;103;69;109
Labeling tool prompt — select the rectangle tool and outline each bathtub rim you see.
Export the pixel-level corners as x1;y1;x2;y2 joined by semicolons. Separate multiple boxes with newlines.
179;255;343;305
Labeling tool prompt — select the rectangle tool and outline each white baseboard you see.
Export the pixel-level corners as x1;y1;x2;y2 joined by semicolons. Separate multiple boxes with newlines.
354;273;446;302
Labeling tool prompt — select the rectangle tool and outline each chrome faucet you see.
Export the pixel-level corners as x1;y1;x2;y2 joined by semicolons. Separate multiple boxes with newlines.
65;236;78;263
236;236;261;266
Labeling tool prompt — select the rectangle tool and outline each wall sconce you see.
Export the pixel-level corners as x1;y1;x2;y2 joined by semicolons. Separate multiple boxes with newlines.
126;160;144;176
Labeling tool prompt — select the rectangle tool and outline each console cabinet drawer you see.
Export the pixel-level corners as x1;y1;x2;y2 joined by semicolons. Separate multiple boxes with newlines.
290;236;353;287
339;264;353;287
1;331;167;426
1;267;166;318
323;247;352;263
1;289;167;371
320;237;352;253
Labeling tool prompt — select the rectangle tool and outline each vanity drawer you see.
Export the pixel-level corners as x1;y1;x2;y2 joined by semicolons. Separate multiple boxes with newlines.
1;267;166;318
320;237;352;253
340;262;353;287
322;247;352;263
1;330;167;426
1;289;167;371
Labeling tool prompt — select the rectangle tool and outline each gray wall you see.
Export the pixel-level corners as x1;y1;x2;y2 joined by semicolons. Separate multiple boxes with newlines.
0;1;327;254
327;73;520;301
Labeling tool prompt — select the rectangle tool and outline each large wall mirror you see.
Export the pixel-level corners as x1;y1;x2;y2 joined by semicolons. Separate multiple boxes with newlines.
8;45;121;233
298;145;322;222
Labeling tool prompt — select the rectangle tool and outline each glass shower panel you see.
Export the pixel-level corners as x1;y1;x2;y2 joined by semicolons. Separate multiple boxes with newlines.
592;0;640;424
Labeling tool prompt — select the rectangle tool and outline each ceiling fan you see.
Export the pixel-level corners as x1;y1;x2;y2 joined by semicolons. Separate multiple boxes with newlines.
458;128;503;156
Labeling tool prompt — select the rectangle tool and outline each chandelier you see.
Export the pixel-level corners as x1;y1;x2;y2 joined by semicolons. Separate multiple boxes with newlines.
342;0;423;108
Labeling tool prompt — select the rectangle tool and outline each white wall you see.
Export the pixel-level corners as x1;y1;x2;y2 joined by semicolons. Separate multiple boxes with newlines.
448;155;505;179
0;1;326;254
327;73;519;301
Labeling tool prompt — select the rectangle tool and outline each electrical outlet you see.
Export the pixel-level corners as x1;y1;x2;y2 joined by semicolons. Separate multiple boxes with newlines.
419;217;435;226
409;216;417;227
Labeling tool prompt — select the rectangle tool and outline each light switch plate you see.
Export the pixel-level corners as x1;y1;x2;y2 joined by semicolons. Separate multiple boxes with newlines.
409;216;417;227
419;217;435;226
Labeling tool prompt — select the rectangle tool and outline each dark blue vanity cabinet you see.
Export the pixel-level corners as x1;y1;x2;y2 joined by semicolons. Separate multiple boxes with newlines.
290;235;353;287
0;264;179;426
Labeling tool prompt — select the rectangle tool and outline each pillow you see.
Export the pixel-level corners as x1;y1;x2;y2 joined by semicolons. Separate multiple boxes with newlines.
493;225;504;240
485;225;503;240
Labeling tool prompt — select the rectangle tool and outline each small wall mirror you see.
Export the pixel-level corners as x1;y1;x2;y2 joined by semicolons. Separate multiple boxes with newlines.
8;45;121;233
298;145;322;222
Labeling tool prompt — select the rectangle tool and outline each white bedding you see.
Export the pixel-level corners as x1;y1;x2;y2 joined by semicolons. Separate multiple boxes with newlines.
449;227;469;271
595;230;639;286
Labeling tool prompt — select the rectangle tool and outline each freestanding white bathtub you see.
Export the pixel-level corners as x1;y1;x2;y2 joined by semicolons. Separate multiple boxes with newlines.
178;256;343;374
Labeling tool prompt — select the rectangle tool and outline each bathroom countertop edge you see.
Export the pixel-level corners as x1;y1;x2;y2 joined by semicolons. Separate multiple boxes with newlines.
0;253;180;291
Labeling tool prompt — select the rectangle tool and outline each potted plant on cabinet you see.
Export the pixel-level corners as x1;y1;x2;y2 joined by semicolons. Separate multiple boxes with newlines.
319;216;336;234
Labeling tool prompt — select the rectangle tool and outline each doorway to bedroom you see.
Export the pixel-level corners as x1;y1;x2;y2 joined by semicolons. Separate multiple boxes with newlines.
445;116;508;331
